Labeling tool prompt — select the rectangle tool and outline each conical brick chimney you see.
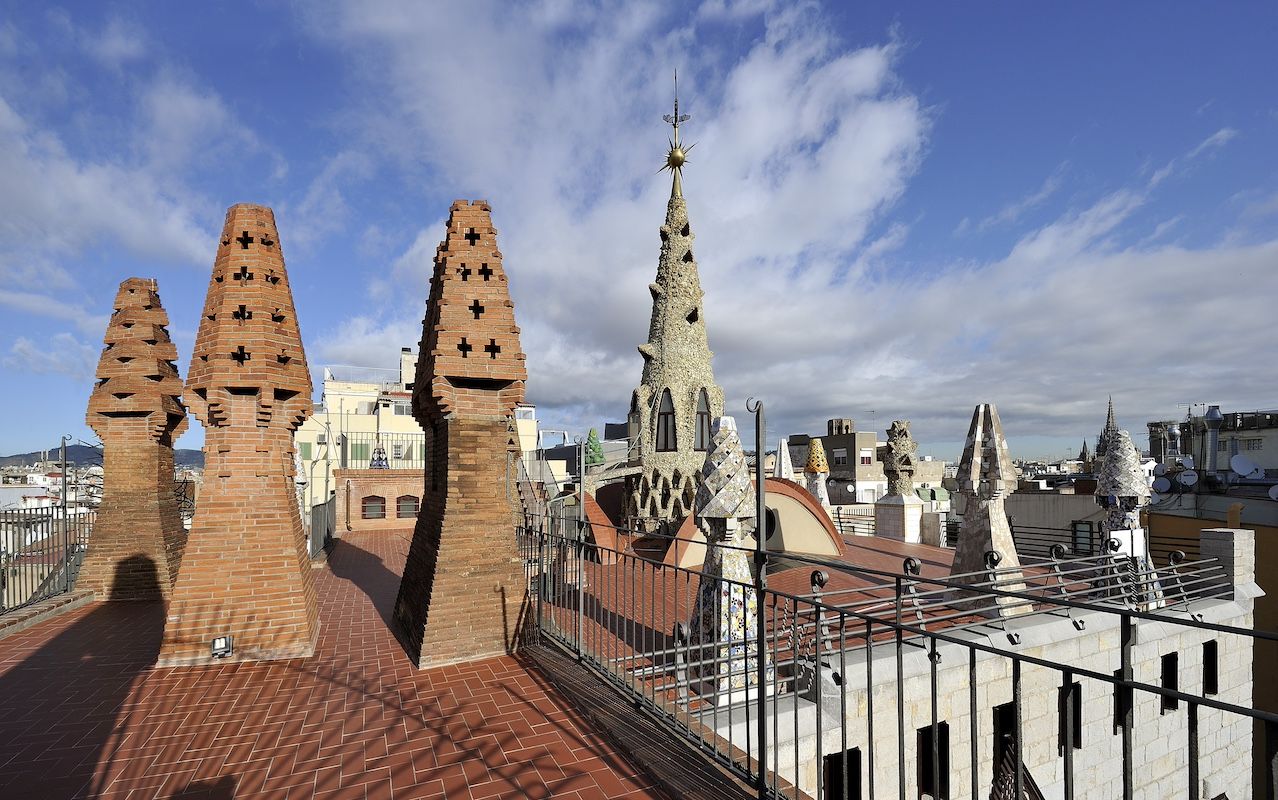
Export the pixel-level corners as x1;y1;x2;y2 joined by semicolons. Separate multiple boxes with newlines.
158;204;319;666
80;278;188;601
393;200;529;668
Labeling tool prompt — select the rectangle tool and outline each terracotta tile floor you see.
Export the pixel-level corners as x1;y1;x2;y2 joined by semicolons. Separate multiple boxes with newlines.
0;530;670;800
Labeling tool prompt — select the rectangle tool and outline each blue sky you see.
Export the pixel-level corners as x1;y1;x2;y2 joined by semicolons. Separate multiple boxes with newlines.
1;1;1276;461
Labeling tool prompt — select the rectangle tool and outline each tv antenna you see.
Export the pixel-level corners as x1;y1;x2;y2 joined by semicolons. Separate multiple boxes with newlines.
1230;454;1263;479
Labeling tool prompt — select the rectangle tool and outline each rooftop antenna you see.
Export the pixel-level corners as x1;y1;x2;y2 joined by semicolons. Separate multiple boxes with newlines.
1230;454;1263;479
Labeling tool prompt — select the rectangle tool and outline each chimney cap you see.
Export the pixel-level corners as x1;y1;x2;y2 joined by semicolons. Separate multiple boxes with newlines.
1205;405;1224;427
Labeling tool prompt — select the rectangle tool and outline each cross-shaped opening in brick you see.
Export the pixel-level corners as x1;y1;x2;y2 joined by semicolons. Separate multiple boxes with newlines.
478;263;493;281
235;230;255;249
464;228;481;246
469;300;485;319
484;339;501;359
233;266;253;281
458;264;471;281
231;346;250;364
457;338;473;358
232;305;252;321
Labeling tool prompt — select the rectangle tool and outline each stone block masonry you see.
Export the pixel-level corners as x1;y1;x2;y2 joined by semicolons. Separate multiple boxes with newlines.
393;200;529;669
79;278;188;601
157;204;319;667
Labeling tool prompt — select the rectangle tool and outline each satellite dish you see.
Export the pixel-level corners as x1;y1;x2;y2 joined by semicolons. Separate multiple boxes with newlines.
1269;485;1278;502
1150;492;1164;504
1181;456;1195;469
1230;454;1262;478
1153;463;1167;476
1152;476;1172;493
1178;470;1199;487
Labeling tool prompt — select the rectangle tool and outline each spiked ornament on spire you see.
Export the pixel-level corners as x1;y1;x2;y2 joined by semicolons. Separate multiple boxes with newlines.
660;70;695;198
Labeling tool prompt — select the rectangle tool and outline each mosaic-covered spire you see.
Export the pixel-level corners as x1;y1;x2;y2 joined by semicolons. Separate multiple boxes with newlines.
878;420;918;497
804;437;831;509
626;75;724;526
951;404;1025;614
804;437;829;475
773;436;795;481
689;416;769;704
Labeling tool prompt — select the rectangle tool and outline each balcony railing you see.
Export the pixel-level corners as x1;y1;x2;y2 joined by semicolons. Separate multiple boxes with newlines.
1;508;94;615
517;511;1270;799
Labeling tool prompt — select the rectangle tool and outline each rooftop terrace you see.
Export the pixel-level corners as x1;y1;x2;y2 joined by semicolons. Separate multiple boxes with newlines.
0;530;672;800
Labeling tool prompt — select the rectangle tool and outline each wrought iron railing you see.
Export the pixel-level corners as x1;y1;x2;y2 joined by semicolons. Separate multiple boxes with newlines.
1;508;94;615
341;432;427;470
832;507;877;538
945;521;1105;560
518;513;1272;799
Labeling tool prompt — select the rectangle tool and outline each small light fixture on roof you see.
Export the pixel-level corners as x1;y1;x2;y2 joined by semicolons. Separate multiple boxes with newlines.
210;635;234;659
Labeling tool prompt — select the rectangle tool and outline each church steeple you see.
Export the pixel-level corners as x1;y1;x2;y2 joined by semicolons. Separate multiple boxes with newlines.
1096;395;1119;459
627;73;724;527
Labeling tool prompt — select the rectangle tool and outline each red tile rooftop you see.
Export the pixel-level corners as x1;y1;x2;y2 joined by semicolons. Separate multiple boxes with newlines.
0;530;671;800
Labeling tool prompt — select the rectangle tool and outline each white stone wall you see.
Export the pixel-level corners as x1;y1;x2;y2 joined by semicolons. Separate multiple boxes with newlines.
711;566;1257;798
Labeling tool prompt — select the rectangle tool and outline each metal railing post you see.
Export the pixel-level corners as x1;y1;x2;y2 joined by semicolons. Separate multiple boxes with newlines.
576;440;585;660
748;398;768;799
1120;612;1134;800
536;527;545;644
61;435;70;594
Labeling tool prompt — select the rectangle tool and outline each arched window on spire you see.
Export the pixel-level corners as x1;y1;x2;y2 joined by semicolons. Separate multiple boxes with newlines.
655;389;677;452
694;389;711;451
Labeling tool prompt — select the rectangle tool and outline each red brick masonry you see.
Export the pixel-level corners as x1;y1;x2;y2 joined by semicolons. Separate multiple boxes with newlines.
0;531;667;799
159;204;319;666
80;278;189;601
394;201;530;669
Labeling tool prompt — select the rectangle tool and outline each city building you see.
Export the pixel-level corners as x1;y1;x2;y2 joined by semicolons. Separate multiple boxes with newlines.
788;418;947;505
1150;405;1278;477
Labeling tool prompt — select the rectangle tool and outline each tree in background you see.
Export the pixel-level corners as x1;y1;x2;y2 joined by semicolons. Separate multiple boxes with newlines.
585;428;605;467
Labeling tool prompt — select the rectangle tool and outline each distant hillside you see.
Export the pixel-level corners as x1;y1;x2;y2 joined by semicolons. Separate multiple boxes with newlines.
0;444;204;469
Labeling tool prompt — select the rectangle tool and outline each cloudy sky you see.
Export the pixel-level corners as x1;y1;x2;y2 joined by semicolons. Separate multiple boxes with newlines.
1;1;1276;461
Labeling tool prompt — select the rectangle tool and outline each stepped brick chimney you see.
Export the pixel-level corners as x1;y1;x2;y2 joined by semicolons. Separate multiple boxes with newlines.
393;200;529;668
157;204;319;666
80;278;188;601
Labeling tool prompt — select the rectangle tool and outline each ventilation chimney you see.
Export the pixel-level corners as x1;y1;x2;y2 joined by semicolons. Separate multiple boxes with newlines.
1204;405;1223;476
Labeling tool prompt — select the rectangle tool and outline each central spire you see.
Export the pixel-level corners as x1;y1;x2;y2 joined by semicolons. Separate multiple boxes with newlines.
661;70;694;198
625;71;724;528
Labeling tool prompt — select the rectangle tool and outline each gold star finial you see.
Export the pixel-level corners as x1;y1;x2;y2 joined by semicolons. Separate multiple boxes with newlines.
661;70;695;197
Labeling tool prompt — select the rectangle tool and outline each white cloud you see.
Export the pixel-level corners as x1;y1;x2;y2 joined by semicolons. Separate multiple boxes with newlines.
298;2;1276;459
1149;127;1238;188
0;94;210;265
3;332;98;379
138;73;262;172
278;150;375;253
85;17;148;67
966;163;1067;233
